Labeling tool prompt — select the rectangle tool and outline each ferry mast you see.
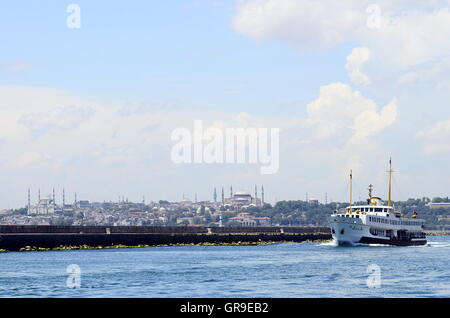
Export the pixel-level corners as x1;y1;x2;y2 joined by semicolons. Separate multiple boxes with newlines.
349;170;353;212
387;158;394;207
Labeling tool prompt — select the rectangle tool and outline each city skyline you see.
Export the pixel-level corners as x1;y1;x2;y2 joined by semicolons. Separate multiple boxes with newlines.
21;184;266;209
8;182;448;211
1;1;450;208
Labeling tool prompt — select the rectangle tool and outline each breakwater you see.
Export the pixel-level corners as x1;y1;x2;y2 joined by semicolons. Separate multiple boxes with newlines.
0;225;331;251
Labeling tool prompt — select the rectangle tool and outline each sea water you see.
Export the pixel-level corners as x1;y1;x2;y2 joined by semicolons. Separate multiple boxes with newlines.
0;236;449;297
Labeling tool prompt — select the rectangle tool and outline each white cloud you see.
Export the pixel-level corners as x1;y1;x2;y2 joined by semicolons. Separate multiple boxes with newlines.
232;0;450;191
351;99;397;142
365;7;450;67
18;105;95;137
11;152;49;168
417;118;450;141
233;1;450;87
423;143;450;156
0;85;291;171
398;56;450;88
0;84;401;206
303;82;397;177
417;118;450;155
306;82;397;142
233;0;366;48
346;47;371;86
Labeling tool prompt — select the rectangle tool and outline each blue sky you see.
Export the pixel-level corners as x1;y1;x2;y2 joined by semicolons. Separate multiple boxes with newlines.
0;1;350;114
1;0;450;208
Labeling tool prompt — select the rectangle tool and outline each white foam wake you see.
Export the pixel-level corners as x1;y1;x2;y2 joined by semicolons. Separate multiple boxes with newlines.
320;239;338;247
427;241;450;248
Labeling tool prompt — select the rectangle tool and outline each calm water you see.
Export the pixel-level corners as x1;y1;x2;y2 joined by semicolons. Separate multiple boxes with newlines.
1;236;450;298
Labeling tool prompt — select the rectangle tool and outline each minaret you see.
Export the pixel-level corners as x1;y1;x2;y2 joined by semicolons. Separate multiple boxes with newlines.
254;185;258;206
74;192;77;208
27;188;31;214
325;192;328;205
195;193;197;203
53;188;56;211
221;187;224;204
62;188;65;213
213;188;217;203
38;189;41;202
230;186;233;198
261;185;264;205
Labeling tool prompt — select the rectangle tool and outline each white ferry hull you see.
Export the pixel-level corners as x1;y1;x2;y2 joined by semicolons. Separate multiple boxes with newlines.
330;221;367;246
329;219;427;246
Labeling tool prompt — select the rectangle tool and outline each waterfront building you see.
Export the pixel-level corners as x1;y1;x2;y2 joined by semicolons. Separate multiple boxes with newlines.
428;202;450;210
228;212;271;227
78;200;91;208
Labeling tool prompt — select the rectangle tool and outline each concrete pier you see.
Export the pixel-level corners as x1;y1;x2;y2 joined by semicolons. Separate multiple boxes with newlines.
0;225;331;251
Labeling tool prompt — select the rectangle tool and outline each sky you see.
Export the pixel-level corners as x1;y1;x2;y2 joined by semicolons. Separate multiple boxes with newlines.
1;0;450;208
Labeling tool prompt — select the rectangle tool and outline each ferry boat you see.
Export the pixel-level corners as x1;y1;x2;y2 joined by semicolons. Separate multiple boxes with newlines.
329;159;427;246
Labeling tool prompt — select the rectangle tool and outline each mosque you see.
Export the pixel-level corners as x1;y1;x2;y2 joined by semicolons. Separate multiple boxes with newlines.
215;185;265;208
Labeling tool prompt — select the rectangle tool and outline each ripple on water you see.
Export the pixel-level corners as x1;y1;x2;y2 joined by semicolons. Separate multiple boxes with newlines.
0;236;449;297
